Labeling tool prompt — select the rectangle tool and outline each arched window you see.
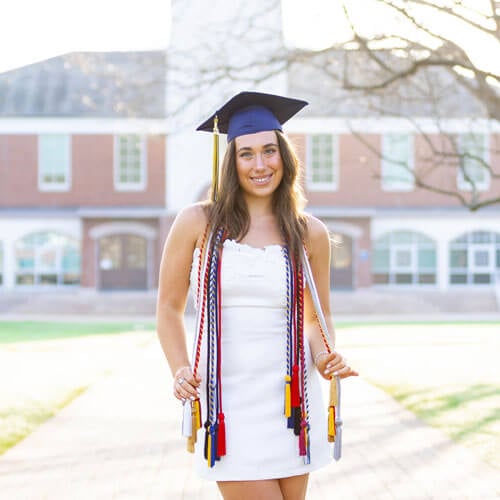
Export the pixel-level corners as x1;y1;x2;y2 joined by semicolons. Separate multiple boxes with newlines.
372;230;437;285
15;232;81;286
449;231;500;285
0;242;3;286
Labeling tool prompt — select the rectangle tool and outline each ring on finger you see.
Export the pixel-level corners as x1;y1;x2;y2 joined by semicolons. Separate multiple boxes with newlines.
177;377;185;385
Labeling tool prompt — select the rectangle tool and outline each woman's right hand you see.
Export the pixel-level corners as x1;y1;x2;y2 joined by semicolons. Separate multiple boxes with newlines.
316;351;359;381
173;366;202;403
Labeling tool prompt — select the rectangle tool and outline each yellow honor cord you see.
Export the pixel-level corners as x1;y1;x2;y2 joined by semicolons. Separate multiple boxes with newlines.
211;115;219;202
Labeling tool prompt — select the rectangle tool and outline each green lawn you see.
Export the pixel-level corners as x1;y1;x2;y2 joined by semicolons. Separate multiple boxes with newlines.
0;320;498;470
0;321;154;343
335;323;500;469
0;321;155;455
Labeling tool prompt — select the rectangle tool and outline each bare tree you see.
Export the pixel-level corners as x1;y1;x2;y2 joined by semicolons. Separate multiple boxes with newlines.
166;0;499;210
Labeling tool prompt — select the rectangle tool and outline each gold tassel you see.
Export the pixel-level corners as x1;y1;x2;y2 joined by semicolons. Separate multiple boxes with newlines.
284;375;291;417
207;432;212;467
328;377;338;442
329;376;338;406
186;399;202;453
211;115;219;202
328;406;336;442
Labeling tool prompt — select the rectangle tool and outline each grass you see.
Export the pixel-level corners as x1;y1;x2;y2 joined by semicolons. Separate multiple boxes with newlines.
0;386;87;455
0;321;155;343
0;322;155;455
335;322;500;468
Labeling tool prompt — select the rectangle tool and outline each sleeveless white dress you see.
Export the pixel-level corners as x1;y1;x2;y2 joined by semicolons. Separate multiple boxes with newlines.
190;239;332;481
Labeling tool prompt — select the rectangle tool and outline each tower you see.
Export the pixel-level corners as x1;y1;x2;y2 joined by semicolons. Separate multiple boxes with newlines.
165;0;287;211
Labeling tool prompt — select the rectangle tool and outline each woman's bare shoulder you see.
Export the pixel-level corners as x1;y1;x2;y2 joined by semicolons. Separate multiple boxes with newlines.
170;202;210;244
176;202;208;225
303;213;330;259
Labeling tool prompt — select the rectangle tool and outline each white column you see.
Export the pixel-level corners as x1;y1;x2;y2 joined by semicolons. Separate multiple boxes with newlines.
165;0;287;212
436;237;449;290
3;237;16;289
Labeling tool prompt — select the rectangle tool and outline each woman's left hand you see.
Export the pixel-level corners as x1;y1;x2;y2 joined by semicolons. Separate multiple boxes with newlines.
316;351;359;380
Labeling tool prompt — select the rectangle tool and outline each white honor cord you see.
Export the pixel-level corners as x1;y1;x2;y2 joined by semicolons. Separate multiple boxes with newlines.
301;253;331;348
302;252;342;461
333;377;342;461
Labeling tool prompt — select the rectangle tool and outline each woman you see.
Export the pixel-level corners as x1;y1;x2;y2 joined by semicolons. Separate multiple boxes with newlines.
156;91;358;500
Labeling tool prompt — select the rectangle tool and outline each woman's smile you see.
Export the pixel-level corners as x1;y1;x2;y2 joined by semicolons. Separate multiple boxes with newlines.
250;173;273;185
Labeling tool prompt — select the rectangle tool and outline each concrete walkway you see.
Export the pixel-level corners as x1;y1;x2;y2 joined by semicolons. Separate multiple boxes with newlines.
0;338;498;499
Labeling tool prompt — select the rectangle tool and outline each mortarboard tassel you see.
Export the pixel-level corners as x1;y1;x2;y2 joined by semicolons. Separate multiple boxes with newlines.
211;115;219;202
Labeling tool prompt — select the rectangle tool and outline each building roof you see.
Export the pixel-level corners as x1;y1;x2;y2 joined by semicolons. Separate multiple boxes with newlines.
0;51;166;118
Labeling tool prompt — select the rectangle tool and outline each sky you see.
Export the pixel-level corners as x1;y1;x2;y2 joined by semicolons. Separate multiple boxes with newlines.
0;0;497;74
0;0;171;73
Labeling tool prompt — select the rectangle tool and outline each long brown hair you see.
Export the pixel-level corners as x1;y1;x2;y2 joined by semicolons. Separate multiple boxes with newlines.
205;130;308;259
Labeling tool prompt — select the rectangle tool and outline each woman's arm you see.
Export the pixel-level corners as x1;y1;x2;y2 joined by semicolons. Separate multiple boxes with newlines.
304;215;358;380
156;203;207;401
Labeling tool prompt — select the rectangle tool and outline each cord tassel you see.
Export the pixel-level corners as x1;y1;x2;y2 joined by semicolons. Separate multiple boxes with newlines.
293;406;301;436
194;398;202;430
187;399;202;453
216;412;226;457
328;376;338;442
182;400;193;437
291;364;300;407
328;405;336;442
284;375;292;418
304;421;311;464
204;422;210;461
209;424;217;467
299;419;307;456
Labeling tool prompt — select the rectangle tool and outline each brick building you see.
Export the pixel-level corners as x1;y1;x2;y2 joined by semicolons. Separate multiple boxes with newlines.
0;48;499;293
0;51;168;290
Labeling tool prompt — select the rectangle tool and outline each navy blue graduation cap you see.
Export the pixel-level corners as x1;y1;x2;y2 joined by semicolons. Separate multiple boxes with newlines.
197;91;308;201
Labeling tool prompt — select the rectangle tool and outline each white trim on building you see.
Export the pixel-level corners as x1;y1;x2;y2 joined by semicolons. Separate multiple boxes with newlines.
0;118;170;134
285;117;500;134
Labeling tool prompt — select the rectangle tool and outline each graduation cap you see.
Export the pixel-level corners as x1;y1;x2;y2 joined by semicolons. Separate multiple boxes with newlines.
196;91;308;201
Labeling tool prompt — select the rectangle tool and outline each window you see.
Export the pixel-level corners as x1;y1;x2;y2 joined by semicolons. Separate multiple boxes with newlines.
307;134;338;190
449;231;500;285
372;231;436;285
38;135;71;191
0;243;3;286
15;232;80;286
457;134;490;191
381;134;414;191
114;135;147;190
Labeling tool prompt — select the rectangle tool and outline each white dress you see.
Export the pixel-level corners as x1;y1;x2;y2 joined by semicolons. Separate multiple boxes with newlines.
190;239;332;481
